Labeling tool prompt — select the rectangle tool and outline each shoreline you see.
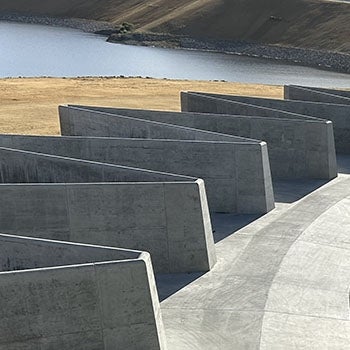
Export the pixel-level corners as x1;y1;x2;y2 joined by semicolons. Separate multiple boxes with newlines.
108;32;350;75
1;13;350;75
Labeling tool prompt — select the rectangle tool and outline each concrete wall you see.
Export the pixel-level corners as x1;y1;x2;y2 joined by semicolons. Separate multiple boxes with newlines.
287;86;350;99
76;104;336;180
285;85;350;105
59;105;249;142
0;233;166;350
179;92;337;180
0;180;215;274
191;92;350;154
0;146;191;183
0;134;274;214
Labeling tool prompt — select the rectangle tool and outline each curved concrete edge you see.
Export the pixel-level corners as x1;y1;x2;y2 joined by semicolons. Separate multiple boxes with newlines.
181;91;338;180
57;106;275;214
285;85;350;105
0;233;167;350
260;194;350;348
160;173;350;349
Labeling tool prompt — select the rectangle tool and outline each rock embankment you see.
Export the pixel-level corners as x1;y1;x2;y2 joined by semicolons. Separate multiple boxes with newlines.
0;13;115;33
109;33;350;74
1;13;349;75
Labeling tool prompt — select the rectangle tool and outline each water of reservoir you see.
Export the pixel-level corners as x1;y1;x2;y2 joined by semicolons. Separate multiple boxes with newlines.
1;21;349;87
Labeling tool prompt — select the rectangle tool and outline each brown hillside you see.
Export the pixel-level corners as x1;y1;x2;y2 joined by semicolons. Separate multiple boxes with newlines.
1;0;349;53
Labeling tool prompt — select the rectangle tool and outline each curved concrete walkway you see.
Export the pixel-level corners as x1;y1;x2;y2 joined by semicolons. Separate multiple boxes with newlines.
160;167;350;349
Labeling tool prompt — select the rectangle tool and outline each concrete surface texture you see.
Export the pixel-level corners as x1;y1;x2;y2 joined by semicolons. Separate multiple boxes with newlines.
0;233;166;350
159;156;350;349
191;91;350;154
288;86;350;99
58;105;275;214
285;85;350;105
180;92;337;180
0;147;216;274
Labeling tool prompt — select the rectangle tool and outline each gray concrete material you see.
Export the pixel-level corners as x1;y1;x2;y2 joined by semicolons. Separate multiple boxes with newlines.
0;180;215;274
60;105;275;214
190;91;350;154
285;85;350;105
59;105;252;142
180;91;337;180
288;86;350;99
0;234;166;350
0;146;193;183
159;161;350;349
62;104;337;180
0;134;274;214
180;91;320;121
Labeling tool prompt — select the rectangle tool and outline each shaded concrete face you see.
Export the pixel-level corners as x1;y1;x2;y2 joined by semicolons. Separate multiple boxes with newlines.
59;105;249;142
285;85;350;105
289;86;350;99
89;100;334;181
0;146;194;183
180;91;337;180
0;148;215;274
196;92;350;155
58;106;275;214
0;234;166;350
0;134;274;214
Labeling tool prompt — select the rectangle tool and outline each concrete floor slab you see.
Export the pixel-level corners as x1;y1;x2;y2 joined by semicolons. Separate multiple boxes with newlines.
159;156;350;349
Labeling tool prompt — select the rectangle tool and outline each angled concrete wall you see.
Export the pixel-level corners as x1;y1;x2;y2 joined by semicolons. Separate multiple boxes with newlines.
190;92;350;154
76;104;336;180
0;148;216;274
288;86;350;99
180;92;337;180
59;105;248;142
0;233;166;350
58;106;275;214
0;146;191;183
285;85;350;105
0;134;274;214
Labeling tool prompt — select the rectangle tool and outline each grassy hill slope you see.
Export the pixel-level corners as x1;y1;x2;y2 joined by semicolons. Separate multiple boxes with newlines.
1;0;349;53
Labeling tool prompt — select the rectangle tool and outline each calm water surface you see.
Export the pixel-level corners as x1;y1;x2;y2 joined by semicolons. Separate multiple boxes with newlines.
1;21;349;87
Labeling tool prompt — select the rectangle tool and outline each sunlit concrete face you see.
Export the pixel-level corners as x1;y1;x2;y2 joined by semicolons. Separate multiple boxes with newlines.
0;234;167;350
58;105;275;214
0;147;216;274
200;88;350;154
181;91;338;180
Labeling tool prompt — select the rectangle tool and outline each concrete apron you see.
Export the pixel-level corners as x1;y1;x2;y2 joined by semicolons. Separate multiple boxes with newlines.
160;156;350;349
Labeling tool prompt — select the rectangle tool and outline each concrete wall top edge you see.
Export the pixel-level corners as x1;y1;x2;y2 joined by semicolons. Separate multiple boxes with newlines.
0;233;147;274
287;85;350;98
184;91;326;122
189;90;350;109
0;146;197;182
0;258;144;276
0;133;261;145
0;232;143;256
63;105;258;143
0;181;200;187
285;85;350;104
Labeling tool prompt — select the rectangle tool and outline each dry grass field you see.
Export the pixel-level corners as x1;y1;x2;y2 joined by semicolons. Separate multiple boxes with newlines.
0;77;282;135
